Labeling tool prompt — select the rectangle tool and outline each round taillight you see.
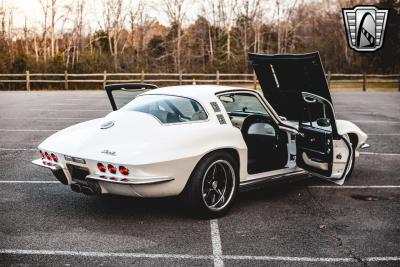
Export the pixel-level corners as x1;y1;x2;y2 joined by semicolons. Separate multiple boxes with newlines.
119;166;129;175
108;164;116;174
51;153;58;162
44;152;51;161
97;163;106;172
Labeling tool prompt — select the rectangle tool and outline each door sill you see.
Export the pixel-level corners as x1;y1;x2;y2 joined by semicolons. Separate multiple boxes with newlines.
239;169;308;191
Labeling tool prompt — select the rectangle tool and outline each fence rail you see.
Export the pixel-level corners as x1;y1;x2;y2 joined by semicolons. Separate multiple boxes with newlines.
0;71;399;91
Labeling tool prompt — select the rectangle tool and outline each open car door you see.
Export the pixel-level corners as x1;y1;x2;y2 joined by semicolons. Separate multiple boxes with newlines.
296;92;353;185
105;83;157;110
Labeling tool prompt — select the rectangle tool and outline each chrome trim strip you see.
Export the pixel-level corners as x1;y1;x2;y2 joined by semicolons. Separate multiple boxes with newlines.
31;158;62;171
86;174;174;185
360;143;370;149
239;170;308;188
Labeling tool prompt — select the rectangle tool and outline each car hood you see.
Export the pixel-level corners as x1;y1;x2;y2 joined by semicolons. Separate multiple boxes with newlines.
38;111;208;164
249;52;331;121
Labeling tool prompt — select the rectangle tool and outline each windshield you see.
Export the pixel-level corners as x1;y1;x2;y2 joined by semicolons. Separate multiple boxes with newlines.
121;94;208;124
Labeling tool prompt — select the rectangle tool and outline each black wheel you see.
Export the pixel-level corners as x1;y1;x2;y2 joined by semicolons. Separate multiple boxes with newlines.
181;151;239;218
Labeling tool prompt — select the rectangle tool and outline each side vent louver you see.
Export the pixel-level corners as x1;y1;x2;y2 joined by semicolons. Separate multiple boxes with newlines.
216;114;226;124
210;102;221;112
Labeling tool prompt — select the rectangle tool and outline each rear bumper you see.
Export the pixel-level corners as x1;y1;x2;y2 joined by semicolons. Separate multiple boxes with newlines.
31;158;177;196
32;158;62;171
32;158;68;185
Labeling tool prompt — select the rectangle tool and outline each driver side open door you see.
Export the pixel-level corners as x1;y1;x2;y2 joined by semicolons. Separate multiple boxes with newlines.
296;92;353;185
105;83;158;110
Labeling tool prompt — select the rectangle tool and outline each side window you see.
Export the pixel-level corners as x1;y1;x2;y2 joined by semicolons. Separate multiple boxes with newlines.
301;95;332;132
218;93;268;116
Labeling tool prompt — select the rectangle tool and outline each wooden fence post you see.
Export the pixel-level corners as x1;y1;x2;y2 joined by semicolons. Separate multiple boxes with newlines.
327;71;331;89
26;70;30;91
179;71;182;85
64;70;69;90
103;70;107;88
362;72;366;92
141;69;145;83
216;70;220;85
253;71;257;90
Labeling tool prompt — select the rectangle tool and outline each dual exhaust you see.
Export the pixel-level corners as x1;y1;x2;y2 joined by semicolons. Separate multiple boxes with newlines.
70;181;101;195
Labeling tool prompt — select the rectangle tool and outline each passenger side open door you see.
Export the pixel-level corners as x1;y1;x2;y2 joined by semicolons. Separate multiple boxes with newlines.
296;92;353;185
105;83;157;110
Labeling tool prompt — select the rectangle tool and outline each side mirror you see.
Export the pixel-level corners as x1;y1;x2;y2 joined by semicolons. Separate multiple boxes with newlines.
316;118;331;127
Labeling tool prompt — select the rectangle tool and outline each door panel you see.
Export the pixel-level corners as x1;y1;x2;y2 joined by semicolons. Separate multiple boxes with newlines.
296;125;333;177
296;92;352;184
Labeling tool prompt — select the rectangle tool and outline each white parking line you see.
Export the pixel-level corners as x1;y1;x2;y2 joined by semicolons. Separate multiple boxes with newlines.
0;117;93;120
29;109;107;112
336;111;385;114
0;181;59;184
210;219;224;267
48;103;84;106
367;133;400;136
352;120;400;124
0;148;36;151
0;129;58;132
0;249;398;263
360;152;400;156
308;185;400;189
223;255;400;262
0;249;211;260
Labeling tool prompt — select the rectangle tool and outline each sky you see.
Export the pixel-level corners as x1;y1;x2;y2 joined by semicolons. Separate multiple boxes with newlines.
3;0;201;31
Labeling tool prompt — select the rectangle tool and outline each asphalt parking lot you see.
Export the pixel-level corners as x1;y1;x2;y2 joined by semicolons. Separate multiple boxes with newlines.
0;90;399;266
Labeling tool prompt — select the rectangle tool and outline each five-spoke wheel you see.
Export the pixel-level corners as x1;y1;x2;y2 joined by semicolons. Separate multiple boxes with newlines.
201;160;236;211
181;151;238;218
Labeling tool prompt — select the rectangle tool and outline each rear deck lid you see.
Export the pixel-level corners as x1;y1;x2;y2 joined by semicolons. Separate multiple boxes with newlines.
249;52;331;121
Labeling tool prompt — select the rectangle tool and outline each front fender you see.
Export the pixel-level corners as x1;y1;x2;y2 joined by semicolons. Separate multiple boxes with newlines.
336;120;368;154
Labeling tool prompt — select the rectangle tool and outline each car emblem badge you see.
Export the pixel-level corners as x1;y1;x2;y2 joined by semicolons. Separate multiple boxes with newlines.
342;6;389;52
101;149;116;156
100;121;114;129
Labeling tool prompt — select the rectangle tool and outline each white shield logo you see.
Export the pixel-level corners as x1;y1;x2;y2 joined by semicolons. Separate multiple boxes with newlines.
342;6;389;52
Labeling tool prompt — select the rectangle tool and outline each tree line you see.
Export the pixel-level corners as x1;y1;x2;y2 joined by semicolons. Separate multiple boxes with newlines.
0;0;398;75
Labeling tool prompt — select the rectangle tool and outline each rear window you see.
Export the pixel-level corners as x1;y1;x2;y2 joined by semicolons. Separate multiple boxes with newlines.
121;94;208;124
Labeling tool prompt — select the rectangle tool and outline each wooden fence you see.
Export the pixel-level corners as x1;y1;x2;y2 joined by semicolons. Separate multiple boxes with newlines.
0;71;399;91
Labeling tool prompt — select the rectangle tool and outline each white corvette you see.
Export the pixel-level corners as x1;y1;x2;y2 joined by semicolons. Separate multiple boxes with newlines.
33;52;368;217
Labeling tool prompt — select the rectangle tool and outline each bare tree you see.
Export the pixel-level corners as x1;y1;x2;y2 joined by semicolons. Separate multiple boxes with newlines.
102;0;126;71
128;0;151;69
38;0;50;63
236;0;262;71
50;0;58;58
218;0;237;61
162;0;189;72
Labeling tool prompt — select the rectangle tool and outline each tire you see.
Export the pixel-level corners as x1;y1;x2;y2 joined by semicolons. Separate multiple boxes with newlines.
181;151;239;218
344;134;356;180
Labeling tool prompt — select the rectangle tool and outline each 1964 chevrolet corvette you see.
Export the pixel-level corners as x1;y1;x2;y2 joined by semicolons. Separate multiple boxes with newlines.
33;52;368;217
